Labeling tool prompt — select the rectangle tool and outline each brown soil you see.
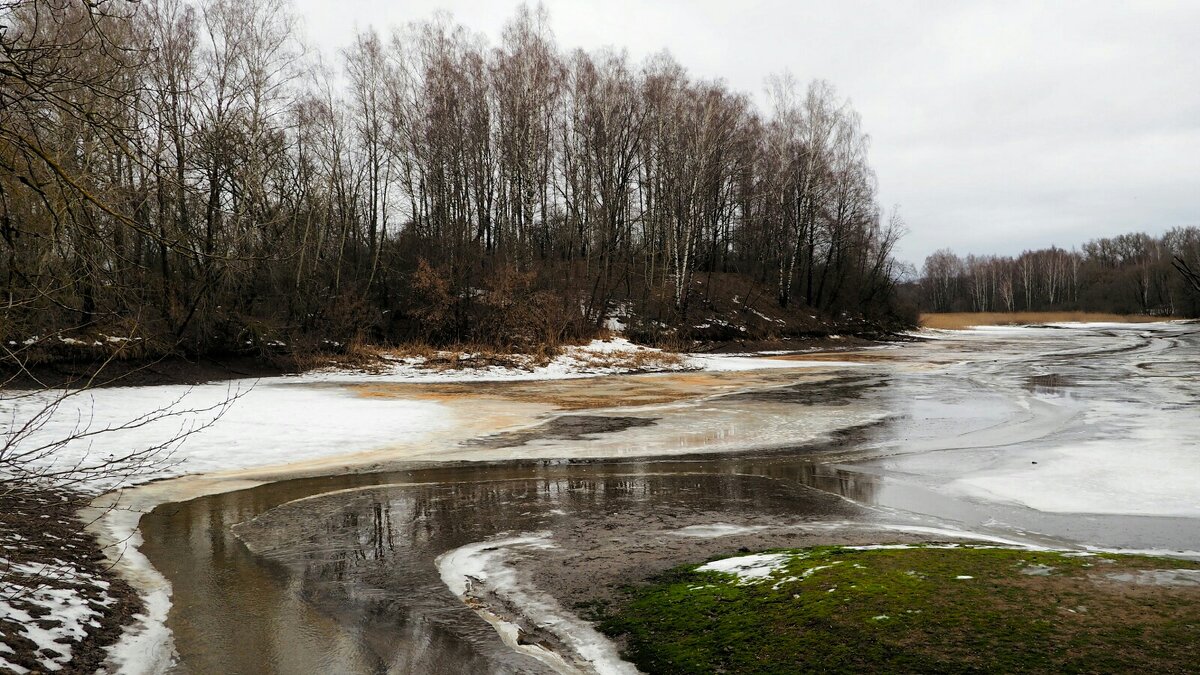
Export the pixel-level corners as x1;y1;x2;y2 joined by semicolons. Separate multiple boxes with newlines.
526;516;938;610
920;312;1179;330
0;487;142;674
2;354;298;390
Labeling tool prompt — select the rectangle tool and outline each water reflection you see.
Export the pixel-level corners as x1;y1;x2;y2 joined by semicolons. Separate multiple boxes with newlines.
144;454;873;674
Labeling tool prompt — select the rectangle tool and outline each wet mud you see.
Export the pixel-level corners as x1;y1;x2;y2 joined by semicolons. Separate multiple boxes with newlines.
131;321;1200;674
140;453;912;674
464;415;661;449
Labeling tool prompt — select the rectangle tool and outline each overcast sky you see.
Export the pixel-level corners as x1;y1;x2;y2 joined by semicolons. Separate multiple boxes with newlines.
292;0;1199;266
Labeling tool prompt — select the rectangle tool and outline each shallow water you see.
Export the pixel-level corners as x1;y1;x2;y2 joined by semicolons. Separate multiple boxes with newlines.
134;322;1200;673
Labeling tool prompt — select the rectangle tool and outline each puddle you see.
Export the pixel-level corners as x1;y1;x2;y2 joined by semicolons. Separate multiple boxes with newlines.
1101;569;1200;587
1025;373;1075;392
464;415;660;449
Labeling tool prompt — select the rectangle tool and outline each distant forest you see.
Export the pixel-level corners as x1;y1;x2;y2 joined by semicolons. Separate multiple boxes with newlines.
0;0;910;363
919;228;1200;317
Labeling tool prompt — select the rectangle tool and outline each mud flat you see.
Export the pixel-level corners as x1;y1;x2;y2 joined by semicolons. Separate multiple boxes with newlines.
87;321;1200;673
145;457;965;674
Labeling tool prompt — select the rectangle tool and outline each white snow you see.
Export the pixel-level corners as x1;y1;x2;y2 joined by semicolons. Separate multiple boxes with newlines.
1;381;452;490
747;308;786;325
306;338;691;383
91;506;174;675
798;563;839;579
303;338;854;384
0;559;112;672
436;533;638;675
697;553;792;583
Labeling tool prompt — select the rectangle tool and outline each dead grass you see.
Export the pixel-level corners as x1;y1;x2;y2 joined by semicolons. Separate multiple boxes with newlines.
567;348;686;372
291;337;391;373
920;312;1180;330
318;338;687;378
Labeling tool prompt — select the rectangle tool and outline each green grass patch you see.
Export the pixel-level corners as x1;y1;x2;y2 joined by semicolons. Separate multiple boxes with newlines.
594;545;1200;673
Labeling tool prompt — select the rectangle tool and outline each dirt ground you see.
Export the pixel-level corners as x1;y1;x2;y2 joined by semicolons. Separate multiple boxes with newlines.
2;354;298;390
0;488;142;674
532;521;938;610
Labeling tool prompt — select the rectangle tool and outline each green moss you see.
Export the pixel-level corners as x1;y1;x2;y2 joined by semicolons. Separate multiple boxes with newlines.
597;545;1200;674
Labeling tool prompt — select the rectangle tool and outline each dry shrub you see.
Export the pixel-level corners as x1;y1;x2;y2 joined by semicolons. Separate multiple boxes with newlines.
567;346;685;372
627;349;685;370
474;266;589;350
384;342;438;360
420;346;535;372
289;336;387;373
409;259;457;343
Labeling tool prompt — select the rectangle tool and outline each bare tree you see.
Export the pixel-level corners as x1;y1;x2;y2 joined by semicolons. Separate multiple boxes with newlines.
6;2;919;359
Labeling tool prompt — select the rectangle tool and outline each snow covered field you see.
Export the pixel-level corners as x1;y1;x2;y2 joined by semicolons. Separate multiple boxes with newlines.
2;339;826;491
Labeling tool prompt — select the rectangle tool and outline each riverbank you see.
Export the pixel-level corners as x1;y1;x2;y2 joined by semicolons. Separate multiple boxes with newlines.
2;324;907;391
597;544;1200;673
8;321;1197;673
919;311;1183;329
0;487;142;674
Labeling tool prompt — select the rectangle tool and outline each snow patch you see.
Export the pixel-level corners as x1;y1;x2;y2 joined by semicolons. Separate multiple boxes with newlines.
0;560;112;672
2;381;452;490
697;553;792;583
436;533;637;675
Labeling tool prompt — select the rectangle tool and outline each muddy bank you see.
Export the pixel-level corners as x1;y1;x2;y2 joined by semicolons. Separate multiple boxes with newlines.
0;487;142;674
689;332;912;354
1;328;893;391
139;448;976;675
522;511;938;610
1;354;299;390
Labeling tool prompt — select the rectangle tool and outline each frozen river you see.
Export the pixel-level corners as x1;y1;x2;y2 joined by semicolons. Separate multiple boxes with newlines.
98;322;1200;673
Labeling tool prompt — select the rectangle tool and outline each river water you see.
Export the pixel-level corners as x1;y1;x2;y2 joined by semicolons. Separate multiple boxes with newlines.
128;322;1200;673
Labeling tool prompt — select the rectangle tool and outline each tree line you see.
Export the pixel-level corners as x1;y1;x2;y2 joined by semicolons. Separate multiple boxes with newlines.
919;227;1200;316
1;0;909;364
